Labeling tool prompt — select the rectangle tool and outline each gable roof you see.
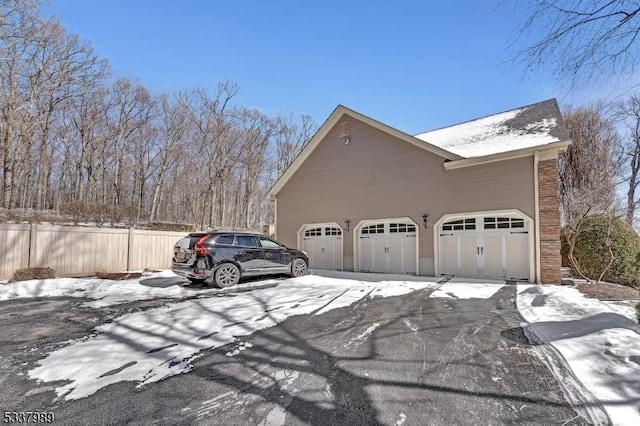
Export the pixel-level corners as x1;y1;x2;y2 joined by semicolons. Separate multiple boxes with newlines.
414;99;570;158
266;105;463;199
267;99;571;199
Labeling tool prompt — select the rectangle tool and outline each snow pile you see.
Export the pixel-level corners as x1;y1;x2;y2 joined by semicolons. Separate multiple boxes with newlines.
430;278;505;299
28;273;440;400
517;284;640;426
415;107;559;158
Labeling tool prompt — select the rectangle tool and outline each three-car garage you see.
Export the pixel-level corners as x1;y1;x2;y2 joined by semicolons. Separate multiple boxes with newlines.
299;211;533;282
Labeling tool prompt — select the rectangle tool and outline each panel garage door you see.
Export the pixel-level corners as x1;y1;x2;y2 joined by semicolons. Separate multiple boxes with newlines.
359;221;416;274
439;216;529;281
301;225;342;270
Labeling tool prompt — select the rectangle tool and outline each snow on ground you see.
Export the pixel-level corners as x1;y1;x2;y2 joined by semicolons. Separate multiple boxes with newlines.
0;270;268;308
429;278;505;299
517;284;640;426
25;272;441;400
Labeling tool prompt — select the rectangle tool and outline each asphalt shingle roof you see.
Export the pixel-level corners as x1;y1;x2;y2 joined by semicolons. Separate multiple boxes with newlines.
414;99;569;158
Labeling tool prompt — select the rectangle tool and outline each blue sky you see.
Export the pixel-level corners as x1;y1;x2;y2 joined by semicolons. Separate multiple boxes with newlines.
42;0;624;134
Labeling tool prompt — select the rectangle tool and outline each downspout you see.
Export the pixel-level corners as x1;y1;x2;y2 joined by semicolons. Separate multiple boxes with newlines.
534;152;541;284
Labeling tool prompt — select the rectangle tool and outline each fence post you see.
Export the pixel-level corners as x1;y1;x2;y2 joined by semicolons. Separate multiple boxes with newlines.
28;223;38;268
127;227;134;271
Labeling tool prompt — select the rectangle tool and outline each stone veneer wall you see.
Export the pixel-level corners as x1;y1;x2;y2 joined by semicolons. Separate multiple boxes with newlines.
538;158;562;284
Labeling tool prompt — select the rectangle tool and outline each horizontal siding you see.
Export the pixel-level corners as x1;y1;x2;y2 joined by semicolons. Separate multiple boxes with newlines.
276;114;536;264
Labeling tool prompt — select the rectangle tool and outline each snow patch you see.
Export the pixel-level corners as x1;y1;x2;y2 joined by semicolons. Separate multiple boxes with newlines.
517;284;640;426
430;279;505;299
346;322;381;347
395;412;407;426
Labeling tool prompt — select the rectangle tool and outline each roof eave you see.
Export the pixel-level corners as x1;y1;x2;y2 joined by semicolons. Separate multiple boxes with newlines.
443;139;572;171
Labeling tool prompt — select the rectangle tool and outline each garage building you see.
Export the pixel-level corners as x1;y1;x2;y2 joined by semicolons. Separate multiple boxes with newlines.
267;99;570;284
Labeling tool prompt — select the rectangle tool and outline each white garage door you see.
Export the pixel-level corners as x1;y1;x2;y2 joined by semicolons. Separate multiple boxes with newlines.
439;215;529;281
358;221;417;274
301;225;342;270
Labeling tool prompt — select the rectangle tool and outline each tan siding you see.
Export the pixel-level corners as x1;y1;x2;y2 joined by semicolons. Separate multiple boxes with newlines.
276;114;535;273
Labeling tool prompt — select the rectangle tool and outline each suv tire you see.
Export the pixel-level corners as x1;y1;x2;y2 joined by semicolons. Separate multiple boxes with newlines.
213;263;240;288
290;258;308;277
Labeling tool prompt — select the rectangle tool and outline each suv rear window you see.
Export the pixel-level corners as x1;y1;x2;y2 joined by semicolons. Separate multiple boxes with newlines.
215;234;234;245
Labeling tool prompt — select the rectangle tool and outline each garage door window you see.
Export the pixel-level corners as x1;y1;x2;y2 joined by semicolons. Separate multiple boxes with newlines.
442;218;476;231
325;227;342;236
362;224;384;234
304;227;322;237
483;217;525;229
389;223;416;233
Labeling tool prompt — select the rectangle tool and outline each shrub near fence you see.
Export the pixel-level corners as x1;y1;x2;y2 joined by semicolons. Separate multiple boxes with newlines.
0;223;186;279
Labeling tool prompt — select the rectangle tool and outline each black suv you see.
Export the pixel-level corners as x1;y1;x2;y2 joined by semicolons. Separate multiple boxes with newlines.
172;232;309;288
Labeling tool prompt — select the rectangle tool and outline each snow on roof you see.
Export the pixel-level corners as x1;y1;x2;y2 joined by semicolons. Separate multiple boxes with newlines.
414;99;569;158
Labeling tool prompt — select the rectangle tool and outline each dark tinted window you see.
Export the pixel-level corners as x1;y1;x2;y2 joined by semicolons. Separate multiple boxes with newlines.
215;234;234;245
234;235;258;247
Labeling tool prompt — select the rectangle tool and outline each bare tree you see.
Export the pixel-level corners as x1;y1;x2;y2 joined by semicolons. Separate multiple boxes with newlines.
614;94;640;226
560;105;621;280
105;78;155;211
236;108;273;229
273;114;316;177
0;3;107;210
517;0;640;86
29;19;108;209
188;83;240;228
149;92;188;222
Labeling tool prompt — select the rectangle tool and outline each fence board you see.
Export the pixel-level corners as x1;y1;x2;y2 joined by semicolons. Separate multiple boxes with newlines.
0;224;30;279
130;230;185;270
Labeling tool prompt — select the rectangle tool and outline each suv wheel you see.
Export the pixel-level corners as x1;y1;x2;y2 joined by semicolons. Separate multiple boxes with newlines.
213;263;240;288
290;258;308;277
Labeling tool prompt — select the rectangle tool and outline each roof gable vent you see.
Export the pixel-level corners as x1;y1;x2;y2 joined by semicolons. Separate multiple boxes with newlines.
338;120;350;137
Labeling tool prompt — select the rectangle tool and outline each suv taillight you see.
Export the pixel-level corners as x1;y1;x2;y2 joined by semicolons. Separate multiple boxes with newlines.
195;235;210;255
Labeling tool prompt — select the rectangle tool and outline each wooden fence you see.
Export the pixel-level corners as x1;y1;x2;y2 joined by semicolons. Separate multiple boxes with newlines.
0;223;186;279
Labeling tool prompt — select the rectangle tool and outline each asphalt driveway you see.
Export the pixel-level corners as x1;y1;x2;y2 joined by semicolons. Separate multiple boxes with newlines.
0;279;588;425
